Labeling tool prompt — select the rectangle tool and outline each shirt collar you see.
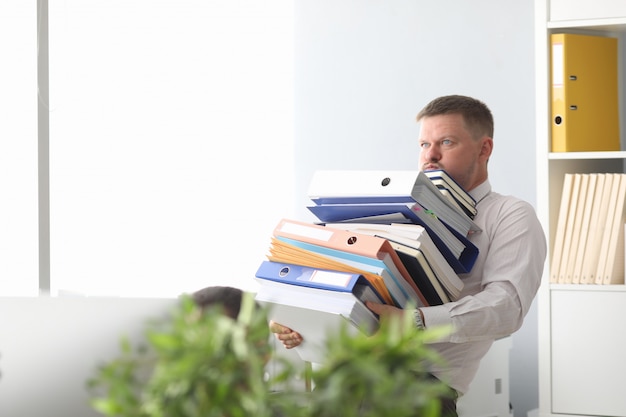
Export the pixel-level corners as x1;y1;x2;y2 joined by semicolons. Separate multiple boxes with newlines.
469;179;491;206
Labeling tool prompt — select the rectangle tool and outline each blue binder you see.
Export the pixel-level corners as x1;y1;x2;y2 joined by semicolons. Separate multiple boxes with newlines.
254;260;385;305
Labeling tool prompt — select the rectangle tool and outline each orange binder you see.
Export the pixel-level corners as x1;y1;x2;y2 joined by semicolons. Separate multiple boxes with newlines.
550;33;619;152
267;237;395;305
273;218;428;307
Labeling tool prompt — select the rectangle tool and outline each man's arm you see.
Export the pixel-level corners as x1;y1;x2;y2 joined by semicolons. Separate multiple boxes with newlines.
422;198;546;342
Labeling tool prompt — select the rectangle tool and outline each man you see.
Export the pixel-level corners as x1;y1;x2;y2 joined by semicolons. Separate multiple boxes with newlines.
270;95;547;416
192;285;245;319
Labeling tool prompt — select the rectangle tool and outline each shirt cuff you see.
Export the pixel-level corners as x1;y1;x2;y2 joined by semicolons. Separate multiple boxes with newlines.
422;304;453;335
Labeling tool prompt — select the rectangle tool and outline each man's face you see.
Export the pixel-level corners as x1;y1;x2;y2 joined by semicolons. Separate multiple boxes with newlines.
418;113;491;191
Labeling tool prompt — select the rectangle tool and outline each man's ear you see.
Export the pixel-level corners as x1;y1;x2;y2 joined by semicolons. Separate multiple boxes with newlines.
480;137;494;159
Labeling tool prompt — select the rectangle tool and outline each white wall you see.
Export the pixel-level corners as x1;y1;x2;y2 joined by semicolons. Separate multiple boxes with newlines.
293;2;537;416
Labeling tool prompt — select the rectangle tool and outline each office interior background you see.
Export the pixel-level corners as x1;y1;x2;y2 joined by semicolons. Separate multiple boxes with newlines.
2;1;537;416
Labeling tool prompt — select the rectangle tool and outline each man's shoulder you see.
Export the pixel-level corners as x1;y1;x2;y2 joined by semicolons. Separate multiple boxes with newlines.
482;191;538;218
485;190;532;206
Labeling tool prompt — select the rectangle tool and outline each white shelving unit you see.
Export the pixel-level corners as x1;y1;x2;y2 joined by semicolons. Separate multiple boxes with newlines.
535;1;626;417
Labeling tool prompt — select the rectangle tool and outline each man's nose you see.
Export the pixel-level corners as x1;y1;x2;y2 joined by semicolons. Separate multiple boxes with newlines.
423;145;441;162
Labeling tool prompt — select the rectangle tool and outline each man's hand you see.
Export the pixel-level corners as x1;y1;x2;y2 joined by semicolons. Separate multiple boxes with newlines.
269;303;415;351
269;320;303;349
365;301;405;318
367;301;425;329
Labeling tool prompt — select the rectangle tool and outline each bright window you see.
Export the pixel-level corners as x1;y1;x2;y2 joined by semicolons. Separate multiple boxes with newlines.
46;1;295;296
0;1;39;296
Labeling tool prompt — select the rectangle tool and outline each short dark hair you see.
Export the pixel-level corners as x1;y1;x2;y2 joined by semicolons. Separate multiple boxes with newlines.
416;95;494;139
191;286;243;319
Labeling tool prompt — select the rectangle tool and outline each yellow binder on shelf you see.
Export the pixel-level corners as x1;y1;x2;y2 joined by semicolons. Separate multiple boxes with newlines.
550;33;620;152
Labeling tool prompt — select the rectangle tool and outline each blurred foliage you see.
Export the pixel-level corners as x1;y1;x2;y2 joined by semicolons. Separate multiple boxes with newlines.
88;293;275;417
303;311;451;417
88;295;450;417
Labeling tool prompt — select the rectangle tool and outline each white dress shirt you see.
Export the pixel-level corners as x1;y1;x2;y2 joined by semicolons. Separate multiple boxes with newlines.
422;179;547;395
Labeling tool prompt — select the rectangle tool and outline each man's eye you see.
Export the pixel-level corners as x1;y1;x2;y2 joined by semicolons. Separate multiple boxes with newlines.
420;143;430;149
442;139;452;145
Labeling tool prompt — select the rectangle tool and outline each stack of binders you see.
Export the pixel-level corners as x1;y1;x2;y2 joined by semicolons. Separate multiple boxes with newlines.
254;170;479;363
423;169;477;219
305;169;479;274
254;258;384;363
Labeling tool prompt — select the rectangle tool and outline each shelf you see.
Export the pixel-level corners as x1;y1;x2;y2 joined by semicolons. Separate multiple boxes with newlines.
550;284;626;292
547;17;626;31
549;151;626;160
537;2;626;416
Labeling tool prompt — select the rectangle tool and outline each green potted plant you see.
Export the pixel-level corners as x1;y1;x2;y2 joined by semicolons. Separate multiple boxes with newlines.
88;293;278;417
88;295;449;417
301;313;451;417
